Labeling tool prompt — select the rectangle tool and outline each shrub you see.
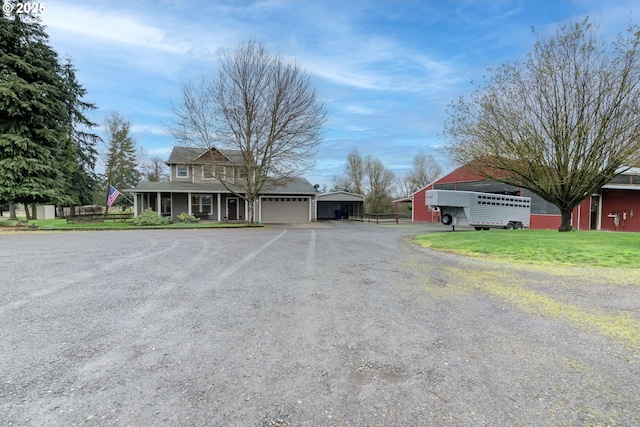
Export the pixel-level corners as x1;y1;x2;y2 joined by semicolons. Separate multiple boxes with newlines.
132;208;171;226
177;212;199;223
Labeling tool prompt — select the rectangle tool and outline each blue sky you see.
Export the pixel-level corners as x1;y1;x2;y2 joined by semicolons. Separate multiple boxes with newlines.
39;0;639;189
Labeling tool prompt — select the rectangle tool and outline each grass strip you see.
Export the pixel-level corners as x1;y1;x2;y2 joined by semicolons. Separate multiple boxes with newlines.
0;219;260;230
415;229;640;268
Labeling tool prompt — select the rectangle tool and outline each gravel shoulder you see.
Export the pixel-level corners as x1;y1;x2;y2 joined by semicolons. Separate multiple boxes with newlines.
1;222;639;426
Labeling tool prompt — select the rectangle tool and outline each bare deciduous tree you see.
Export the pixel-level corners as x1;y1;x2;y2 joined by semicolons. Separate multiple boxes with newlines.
168;40;326;222
333;150;396;211
345;148;365;195
443;18;640;231
404;152;442;195
331;148;365;194
365;155;395;213
395;176;414;199
331;175;353;193
139;148;169;182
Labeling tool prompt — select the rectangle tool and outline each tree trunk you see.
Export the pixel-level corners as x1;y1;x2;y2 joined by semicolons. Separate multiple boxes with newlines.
9;203;17;220
31;203;37;220
558;208;573;232
248;198;255;223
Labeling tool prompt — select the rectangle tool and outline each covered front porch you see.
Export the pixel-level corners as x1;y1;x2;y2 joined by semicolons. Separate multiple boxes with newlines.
133;192;248;221
126;181;248;222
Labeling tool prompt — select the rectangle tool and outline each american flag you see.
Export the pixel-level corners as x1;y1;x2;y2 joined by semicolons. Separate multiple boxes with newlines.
107;185;121;207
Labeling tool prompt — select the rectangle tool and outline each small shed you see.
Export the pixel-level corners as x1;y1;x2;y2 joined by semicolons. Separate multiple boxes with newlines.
316;191;365;220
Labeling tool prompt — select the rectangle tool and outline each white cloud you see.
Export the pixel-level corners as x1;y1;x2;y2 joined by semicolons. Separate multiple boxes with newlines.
42;3;189;53
131;124;168;136
342;104;379;116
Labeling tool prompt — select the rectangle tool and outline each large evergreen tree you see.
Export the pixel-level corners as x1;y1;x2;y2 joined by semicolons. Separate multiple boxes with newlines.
59;56;100;214
103;112;140;209
1;3;98;218
0;3;66;212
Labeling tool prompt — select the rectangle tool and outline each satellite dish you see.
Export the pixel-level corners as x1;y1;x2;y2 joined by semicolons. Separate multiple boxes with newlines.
314;184;320;190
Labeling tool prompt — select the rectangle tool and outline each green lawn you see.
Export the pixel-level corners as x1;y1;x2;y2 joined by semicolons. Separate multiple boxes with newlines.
0;218;258;230
414;229;640;268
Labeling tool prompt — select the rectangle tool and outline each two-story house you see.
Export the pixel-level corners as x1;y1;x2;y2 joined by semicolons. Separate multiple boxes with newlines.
126;146;318;223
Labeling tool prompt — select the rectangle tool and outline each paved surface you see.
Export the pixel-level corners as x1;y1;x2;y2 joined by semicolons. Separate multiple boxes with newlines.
1;221;639;426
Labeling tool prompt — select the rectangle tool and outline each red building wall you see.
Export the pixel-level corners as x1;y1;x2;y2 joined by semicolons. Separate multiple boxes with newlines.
412;184;437;222
573;198;592;231
600;189;640;232
530;214;562;230
412;165;640;232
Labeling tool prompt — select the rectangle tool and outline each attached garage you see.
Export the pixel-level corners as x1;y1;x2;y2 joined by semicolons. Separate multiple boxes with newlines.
260;197;311;223
316;191;365;220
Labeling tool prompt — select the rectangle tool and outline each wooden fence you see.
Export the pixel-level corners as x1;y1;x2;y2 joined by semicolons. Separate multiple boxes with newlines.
363;212;411;224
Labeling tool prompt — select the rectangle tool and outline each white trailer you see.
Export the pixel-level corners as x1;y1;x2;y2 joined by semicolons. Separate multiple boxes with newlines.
425;189;531;231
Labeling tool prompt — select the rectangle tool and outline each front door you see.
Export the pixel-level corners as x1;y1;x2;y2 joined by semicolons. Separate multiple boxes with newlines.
227;198;238;220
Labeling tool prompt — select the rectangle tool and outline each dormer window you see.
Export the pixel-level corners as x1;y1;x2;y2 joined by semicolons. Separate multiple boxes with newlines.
177;165;189;178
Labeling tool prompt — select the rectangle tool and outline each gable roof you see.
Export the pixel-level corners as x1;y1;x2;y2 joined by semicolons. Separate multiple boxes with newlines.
317;191;365;202
166;146;243;165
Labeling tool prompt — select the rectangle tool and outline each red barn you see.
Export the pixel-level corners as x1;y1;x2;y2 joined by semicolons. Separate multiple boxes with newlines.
398;165;640;231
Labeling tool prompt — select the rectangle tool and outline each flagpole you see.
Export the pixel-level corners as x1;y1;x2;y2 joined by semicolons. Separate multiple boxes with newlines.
106;185;134;210
105;183;112;216
117;190;135;205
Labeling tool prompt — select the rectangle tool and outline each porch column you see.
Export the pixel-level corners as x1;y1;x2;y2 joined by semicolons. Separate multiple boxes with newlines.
245;198;249;222
217;194;221;221
188;192;192;215
133;193;138;217
157;192;161;213
258;197;261;223
597;194;603;230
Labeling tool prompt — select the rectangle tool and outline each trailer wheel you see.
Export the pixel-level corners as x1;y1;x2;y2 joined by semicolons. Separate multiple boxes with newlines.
506;221;514;230
441;213;453;225
474;227;482;231
514;222;523;230
483;227;490;231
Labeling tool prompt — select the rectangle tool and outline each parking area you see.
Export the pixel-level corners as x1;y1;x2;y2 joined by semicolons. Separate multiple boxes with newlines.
1;223;638;425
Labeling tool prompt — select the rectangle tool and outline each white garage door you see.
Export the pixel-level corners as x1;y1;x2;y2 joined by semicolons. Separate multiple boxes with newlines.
261;197;309;223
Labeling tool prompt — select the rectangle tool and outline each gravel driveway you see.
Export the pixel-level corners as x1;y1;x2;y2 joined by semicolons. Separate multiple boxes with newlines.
1;222;639;426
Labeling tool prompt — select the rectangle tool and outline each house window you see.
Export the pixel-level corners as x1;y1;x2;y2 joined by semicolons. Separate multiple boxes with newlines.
192;194;212;213
177;165;189;178
202;166;214;179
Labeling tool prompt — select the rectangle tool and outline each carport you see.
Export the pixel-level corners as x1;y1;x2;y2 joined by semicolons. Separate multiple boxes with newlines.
316;191;365;220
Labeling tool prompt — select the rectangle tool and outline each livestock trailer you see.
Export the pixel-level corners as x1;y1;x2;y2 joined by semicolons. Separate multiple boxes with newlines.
425;189;531;230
